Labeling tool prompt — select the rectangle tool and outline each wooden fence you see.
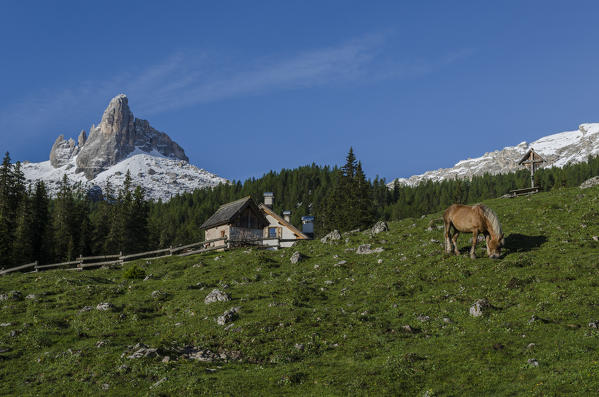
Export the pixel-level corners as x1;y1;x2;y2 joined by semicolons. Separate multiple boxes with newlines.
0;236;302;276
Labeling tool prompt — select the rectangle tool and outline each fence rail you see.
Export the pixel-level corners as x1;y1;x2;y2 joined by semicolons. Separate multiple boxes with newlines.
120;248;171;261
80;254;121;261
35;262;74;270
80;260;122;269
1;235;301;276
0;262;37;275
178;244;228;257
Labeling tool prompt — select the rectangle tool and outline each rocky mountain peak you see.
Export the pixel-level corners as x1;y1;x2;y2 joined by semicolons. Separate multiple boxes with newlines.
48;93;191;179
97;93;134;139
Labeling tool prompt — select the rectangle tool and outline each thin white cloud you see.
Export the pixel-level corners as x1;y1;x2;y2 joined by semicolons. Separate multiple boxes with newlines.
0;34;472;146
128;35;383;114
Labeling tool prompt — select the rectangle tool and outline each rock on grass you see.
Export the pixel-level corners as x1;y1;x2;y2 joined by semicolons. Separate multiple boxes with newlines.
320;230;341;243
204;289;231;304
469;299;491;317
96;302;115;311
290;252;303;264
217;307;240;325
370;221;389;236
356;244;384;255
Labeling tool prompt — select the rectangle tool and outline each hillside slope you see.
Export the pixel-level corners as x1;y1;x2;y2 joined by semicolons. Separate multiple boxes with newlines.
0;186;598;395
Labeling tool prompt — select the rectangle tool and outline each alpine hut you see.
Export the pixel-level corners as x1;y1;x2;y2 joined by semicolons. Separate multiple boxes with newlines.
200;196;269;248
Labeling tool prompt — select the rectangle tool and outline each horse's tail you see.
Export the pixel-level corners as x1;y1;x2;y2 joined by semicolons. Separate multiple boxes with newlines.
442;206;453;235
442;207;454;253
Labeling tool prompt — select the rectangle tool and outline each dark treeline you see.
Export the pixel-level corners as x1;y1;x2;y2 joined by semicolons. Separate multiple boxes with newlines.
1;150;598;269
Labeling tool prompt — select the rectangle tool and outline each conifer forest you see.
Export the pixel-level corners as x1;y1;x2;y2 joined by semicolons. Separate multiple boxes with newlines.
1;149;598;269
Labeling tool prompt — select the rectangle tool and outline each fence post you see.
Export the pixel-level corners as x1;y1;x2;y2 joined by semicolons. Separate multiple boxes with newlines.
170;246;173;256
34;260;39;272
78;254;83;268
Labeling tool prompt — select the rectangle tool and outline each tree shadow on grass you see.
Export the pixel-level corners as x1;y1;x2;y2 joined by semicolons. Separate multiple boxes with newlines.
505;233;547;253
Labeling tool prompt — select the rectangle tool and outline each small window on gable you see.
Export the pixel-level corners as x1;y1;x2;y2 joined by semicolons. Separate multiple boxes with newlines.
268;227;277;238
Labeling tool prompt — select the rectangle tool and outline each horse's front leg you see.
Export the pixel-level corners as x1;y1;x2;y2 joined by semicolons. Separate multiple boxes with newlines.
451;231;460;256
485;234;491;256
470;230;478;259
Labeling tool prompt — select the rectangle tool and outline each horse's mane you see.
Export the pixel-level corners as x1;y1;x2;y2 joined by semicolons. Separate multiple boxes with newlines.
478;205;503;236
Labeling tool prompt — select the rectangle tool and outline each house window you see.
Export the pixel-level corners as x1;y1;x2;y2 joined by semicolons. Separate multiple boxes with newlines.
268;227;277;238
220;230;226;238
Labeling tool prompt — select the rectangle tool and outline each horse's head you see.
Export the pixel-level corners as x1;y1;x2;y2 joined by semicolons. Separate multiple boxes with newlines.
487;233;504;259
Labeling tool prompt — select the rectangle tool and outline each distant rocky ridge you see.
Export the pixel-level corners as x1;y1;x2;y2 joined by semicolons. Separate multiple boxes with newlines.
389;123;599;187
23;94;226;201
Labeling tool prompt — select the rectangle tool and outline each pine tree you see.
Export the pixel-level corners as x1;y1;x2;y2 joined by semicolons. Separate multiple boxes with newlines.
0;152;13;266
31;181;50;263
12;188;34;264
128;185;149;253
53;175;75;261
354;161;374;229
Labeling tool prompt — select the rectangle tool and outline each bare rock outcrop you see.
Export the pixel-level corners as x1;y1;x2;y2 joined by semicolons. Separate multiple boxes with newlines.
580;176;599;189
320;230;341;243
77;130;87;147
370;221;389;236
49;135;79;167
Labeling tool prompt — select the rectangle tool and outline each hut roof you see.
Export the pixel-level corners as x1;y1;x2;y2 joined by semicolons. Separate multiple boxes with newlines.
200;196;266;230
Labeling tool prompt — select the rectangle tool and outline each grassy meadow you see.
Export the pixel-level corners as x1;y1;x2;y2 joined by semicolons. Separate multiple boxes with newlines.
1;185;598;396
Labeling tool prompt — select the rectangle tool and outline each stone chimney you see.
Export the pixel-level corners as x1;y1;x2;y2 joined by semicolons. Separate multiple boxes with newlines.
263;192;274;209
283;210;291;223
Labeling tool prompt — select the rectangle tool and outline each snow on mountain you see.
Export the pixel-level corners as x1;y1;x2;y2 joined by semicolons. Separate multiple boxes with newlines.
22;149;227;201
21;94;228;201
388;123;599;187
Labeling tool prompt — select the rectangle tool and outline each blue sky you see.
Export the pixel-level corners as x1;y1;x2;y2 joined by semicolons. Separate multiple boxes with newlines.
2;1;599;182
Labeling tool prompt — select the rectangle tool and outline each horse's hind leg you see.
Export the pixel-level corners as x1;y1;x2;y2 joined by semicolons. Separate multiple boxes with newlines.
443;218;452;253
451;230;460;256
470;230;478;259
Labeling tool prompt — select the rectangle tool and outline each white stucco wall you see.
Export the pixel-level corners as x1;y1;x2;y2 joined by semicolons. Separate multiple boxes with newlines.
263;213;303;247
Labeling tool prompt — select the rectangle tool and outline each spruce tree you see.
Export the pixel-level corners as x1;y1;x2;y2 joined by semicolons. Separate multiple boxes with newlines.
31;181;50;263
0;152;13;266
129;185;149;253
12;188;34;264
354;161;374;229
53;175;75;261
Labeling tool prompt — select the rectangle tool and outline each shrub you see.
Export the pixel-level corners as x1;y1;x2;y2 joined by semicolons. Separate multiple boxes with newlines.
123;264;146;279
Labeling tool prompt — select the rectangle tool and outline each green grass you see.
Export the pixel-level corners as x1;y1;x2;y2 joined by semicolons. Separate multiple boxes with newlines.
1;186;598;396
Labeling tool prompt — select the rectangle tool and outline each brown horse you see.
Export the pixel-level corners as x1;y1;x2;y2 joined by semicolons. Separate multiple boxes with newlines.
443;204;505;259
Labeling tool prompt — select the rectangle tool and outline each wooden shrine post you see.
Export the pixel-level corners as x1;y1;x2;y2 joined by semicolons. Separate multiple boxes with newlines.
517;148;545;189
